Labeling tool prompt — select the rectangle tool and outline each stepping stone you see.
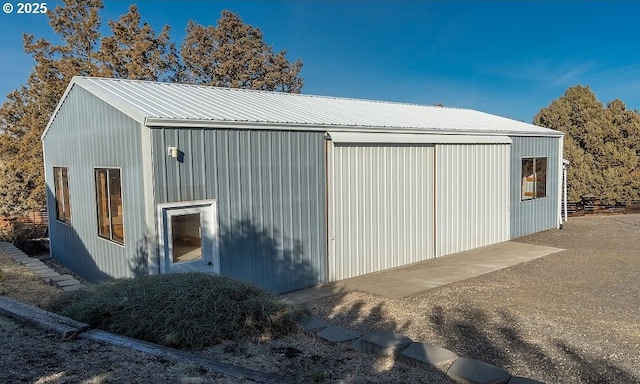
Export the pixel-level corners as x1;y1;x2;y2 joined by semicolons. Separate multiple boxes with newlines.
2;246;24;252
38;272;61;279
300;317;329;333
400;342;459;367
316;325;360;344
62;285;85;292
23;261;46;268
48;274;75;282
350;329;412;355
508;377;544;384
29;265;52;272
56;279;81;287
447;357;511;384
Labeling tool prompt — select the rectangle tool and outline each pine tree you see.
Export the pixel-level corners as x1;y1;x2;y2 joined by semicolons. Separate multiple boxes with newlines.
534;85;640;204
96;4;179;81
180;11;303;92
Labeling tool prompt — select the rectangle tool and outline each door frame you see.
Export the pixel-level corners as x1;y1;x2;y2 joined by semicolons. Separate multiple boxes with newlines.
157;199;220;274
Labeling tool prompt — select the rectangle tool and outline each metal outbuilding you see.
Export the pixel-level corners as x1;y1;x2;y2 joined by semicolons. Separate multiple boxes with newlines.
42;77;564;293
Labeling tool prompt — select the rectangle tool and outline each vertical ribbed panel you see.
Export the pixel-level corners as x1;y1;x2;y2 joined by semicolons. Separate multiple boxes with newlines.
42;86;147;282
435;144;510;257
328;143;435;281
510;136;561;238
151;128;327;293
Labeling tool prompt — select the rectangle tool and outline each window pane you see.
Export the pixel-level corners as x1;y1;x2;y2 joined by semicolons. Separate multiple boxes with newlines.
171;213;202;263
53;168;64;220
535;158;547;198
521;158;535;200
61;168;71;223
109;169;124;244
95;169;110;238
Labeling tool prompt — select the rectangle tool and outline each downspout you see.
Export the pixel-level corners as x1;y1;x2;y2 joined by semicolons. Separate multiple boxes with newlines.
558;135;564;229
324;133;332;283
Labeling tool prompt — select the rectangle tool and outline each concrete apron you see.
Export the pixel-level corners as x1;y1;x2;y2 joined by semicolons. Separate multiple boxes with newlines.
282;241;565;304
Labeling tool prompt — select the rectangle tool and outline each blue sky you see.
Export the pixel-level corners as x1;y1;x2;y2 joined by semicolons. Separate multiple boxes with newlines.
1;0;639;122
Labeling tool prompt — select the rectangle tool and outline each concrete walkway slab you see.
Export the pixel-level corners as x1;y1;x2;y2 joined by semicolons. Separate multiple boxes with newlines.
283;241;564;303
351;329;412;355
400;342;459;367
316;325;360;343
447;357;511;384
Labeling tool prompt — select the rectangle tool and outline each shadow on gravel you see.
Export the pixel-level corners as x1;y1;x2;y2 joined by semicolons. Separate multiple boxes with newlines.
324;299;413;335
320;296;638;383
315;216;640;383
428;306;639;384
307;296;456;383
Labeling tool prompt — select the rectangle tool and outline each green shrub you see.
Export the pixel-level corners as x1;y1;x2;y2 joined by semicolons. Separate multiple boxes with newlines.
49;272;307;349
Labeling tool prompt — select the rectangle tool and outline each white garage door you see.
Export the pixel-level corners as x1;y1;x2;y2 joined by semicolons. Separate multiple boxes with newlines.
435;144;511;257
327;141;435;281
326;133;511;282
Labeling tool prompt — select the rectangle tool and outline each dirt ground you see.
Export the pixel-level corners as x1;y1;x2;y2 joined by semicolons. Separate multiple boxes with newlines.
1;214;639;383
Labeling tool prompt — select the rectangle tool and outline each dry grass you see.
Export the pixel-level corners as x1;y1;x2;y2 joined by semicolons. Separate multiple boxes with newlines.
49;273;307;349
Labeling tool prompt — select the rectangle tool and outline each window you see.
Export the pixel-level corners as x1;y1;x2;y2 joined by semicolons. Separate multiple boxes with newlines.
95;168;124;244
53;167;71;224
521;157;547;200
171;213;203;263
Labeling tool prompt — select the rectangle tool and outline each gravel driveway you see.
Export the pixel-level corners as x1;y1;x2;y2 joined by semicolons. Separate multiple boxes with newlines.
307;214;640;383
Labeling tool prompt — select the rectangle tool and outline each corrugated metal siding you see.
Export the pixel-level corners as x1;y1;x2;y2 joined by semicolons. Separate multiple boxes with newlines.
327;143;435;281
510;136;561;238
151;128;327;293
435;144;510;257
42;86;147;282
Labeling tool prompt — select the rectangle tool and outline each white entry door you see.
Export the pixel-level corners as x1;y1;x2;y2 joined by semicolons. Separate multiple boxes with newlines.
157;200;219;274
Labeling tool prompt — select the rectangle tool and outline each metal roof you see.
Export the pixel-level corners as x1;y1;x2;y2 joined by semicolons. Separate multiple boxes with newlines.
44;76;563;138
